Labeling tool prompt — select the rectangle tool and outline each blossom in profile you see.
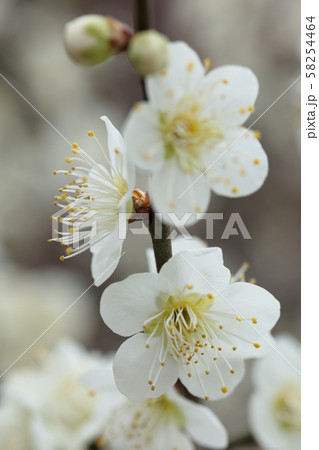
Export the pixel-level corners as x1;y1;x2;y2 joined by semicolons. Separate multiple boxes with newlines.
83;365;228;450
0;340;122;450
50;116;135;286
124;42;268;224
248;334;301;450
100;248;280;402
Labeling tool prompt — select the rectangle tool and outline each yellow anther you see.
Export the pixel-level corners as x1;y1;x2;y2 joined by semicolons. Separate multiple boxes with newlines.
253;343;261;348
65;157;72;163
82;176;88;182
95;437;105;448
239;107;246;114
133;102;142;111
252;317;258;324
232;346;237;351
71;148;78;154
169;201;176;209
240;168;246;175
222;79;229;84
59;256;65;261
230;369;235;374
145;344;150;348
151;386;155;391
60;193;67;200
236;316;242;322
253;158;260;165
53;170;57;175
114;148;120;154
207;293;214;299
203;58;212;69
161;362;165;366
194;205;202;212
148;380;153;385
187;284;194;290
249;277;257;284
202;334;206;339
213;357;217;361
88;131;94;137
248;105;255;112
66;247;73;256
231;187;239;194
221;386;228;394
205;396;209;401
187;61;195;71
187;373;192;377
219;325;223;329
218;347;222;351
47;239;52;242
205;370;210;375
53;201;58;206
72;142;79;149
253;130;262;140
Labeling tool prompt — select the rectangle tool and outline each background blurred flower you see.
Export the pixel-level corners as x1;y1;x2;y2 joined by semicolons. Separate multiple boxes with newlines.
248;334;301;450
0;339;120;450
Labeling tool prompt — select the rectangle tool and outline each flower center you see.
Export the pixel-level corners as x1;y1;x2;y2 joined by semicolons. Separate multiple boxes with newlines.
143;284;261;399
272;382;301;431
43;377;97;430
158;95;222;173
104;395;185;448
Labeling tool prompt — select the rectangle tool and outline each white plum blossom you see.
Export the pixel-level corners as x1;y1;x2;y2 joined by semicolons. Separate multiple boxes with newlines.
83;364;228;450
0;340;122;450
50;116;135;286
100;248;280;402
248;334;301;450
124;42;268;224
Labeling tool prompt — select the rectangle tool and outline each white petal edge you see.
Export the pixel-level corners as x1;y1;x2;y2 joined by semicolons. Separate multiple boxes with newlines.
113;333;179;401
100;272;159;336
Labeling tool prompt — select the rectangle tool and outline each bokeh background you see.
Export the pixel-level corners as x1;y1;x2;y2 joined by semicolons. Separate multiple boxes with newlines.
0;0;300;448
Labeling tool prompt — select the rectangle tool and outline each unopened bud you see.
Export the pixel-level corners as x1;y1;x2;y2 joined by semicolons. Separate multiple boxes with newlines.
128;30;169;76
64;15;132;66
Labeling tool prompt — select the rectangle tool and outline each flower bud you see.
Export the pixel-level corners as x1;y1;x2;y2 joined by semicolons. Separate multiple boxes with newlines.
64;15;133;66
128;30;169;76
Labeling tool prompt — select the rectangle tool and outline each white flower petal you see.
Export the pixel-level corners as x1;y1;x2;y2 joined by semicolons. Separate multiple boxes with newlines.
146;235;206;273
179;354;245;401
100;272;159;336
151;159;211;226
101;115;125;157
206;128;268;197
90;234;123;286
171;393;228;449
146;41;205;109
199;65;259;126
113;333;179;401
158;248;231;296
212;282;280;357
123;102;165;172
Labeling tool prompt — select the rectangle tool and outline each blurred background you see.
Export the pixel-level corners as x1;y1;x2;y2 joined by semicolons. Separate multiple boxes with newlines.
0;0;300;448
